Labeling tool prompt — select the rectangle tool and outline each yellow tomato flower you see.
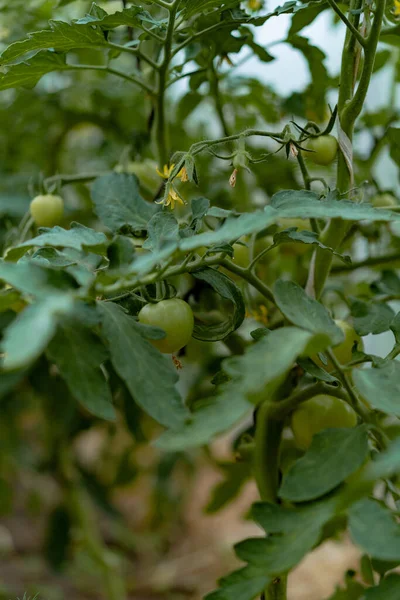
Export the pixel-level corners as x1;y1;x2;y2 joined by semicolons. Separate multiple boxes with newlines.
156;184;185;210
156;164;174;179
156;163;188;182
248;0;263;10
245;305;268;325
394;0;400;15
179;166;189;182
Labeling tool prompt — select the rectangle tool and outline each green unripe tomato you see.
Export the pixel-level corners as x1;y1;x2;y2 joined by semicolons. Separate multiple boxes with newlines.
291;394;357;450
314;319;363;371
306;135;338;166
371;193;397;208
278;217;312;257
30;194;64;227
138;298;194;354
115;159;160;195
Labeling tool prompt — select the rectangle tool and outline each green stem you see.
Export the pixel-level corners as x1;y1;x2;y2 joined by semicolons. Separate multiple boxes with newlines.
253;402;283;504
296;152;319;233
331;251;400;273
106;42;159;70
67;64;154;94
219;259;275;303
253;401;286;599
385;345;400;361
269;381;349;420
155;0;180;165
326;0;366;47
166;67;207;88
326;349;389;450
45;172;107;187
311;0;385;298
190;129;284;157
98;254;276;304
172;19;254;57
209;60;230;137
265;577;288;600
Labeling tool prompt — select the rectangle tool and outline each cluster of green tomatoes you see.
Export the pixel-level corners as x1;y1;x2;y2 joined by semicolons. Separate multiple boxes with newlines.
27;140;395;459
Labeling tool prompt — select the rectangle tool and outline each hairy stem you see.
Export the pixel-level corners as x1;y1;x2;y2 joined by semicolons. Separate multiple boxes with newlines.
155;0;180;165
253;401;286;599
311;0;386;298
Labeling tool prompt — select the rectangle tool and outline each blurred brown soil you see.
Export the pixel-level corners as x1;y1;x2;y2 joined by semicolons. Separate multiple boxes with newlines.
0;431;361;600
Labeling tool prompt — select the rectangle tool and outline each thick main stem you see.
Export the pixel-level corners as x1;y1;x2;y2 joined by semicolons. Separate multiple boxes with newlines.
155;1;179;166
253;401;287;599
311;0;386;298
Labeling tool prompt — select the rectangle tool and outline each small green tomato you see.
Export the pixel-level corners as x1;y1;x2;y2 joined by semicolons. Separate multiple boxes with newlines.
371;193;397;208
291;394;357;450
138;298;194;354
30;194;64;227
306;135;338;166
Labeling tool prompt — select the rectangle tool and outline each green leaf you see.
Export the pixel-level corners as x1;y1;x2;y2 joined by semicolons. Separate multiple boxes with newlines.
274;280;344;345
5;223;108;261
181;190;400;254
353;362;400;417
271;228;351;264
91;173;157;233
206;461;250;514
180;209;276;252
0;194;30;217
192;268;246;341
0;52;72;91
289;1;327;35
98;302;188;428
286;35;328;107
191;197;210;227
180;0;241;20
143;212;179;250
279;426;369;502
0;21;107;65
349;298;395;335
1;294;75;370
349;499;400;561
326;578;365;599
364;575;400;599
297;357;338;383
380;23;400;47
205;566;269;600
271;190;400;222
76;4;164;31
0;261;77;299
236;496;336;576
107;236;136;271
47;325;115;421
156;328;333;450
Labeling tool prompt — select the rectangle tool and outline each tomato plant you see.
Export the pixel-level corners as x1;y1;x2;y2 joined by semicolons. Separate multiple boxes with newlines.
1;1;400;600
